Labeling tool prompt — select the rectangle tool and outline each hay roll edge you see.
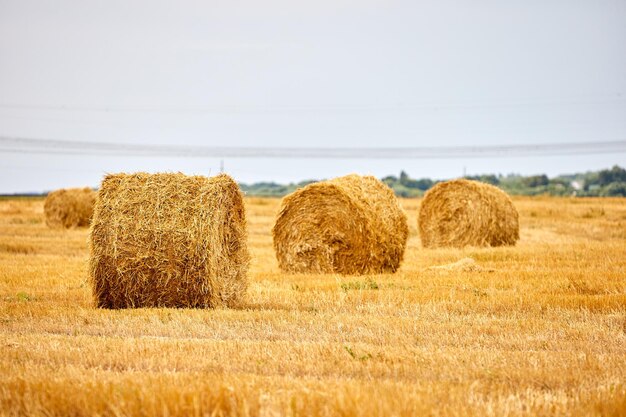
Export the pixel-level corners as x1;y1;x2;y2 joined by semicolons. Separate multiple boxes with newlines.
89;173;249;309
272;174;409;275
418;179;519;248
44;187;96;229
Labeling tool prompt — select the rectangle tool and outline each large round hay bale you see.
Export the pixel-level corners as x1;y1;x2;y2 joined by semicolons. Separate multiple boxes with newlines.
418;179;519;248
272;174;409;275
44;187;96;229
89;172;249;309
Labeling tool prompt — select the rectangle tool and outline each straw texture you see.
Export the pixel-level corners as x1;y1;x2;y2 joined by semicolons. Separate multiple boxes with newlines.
44;187;96;229
89;172;249;309
427;257;495;273
418;179;519;248
272;174;409;275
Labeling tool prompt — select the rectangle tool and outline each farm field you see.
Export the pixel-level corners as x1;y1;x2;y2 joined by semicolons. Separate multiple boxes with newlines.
1;196;625;416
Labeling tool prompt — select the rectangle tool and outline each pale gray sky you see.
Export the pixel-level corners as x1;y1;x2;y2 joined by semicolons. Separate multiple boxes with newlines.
1;0;625;192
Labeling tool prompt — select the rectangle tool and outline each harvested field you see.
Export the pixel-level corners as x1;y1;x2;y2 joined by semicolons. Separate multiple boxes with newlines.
1;196;625;416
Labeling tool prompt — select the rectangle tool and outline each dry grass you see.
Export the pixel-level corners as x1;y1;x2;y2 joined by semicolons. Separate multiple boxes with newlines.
273;174;408;274
89;173;249;309
419;179;519;248
1;195;625;416
426;257;494;273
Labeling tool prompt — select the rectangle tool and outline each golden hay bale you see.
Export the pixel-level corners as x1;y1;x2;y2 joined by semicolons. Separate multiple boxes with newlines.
89;172;249;309
418;179;519;248
272;174;409;275
44;187;96;229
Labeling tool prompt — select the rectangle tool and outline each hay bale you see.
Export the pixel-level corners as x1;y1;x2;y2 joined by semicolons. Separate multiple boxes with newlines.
418;179;519;248
89;172;249;309
272;174;408;275
44;187;96;228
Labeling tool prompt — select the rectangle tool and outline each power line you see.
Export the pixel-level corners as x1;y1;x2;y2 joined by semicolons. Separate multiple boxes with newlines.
0;96;624;114
1;136;625;159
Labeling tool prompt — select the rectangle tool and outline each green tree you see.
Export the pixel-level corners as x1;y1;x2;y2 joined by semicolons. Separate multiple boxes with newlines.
522;175;549;188
600;182;626;197
598;165;626;186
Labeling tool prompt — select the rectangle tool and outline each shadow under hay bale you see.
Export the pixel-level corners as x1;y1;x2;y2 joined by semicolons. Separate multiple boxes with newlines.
272;174;409;275
418;179;519;248
89;172;249;309
44;187;96;229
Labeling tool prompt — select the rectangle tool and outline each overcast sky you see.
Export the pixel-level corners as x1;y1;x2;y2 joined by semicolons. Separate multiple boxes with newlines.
1;0;625;193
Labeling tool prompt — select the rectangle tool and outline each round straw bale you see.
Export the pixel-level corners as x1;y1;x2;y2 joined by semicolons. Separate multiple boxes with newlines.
272;174;409;275
89;172;249;309
418;179;519;248
44;187;96;229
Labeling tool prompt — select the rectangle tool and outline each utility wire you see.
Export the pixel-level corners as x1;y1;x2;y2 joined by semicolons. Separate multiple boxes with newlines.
1;136;625;159
0;96;624;114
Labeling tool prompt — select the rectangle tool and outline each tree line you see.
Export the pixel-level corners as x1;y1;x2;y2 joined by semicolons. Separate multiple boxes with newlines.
240;165;626;197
